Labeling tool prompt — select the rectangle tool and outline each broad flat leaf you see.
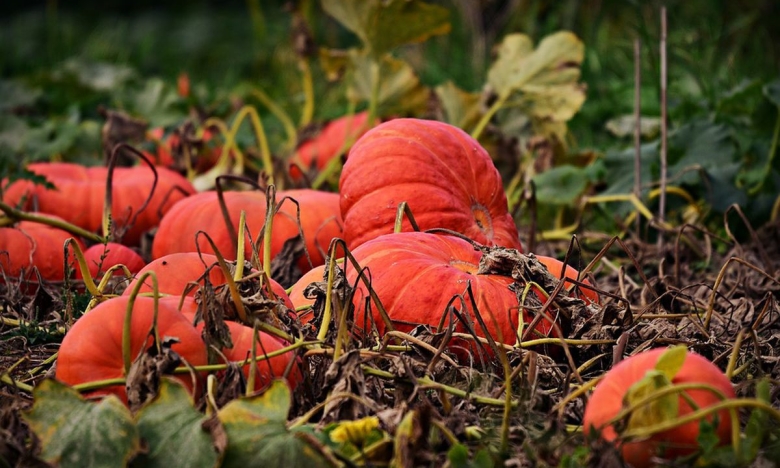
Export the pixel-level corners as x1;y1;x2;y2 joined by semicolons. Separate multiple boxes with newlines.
532;165;590;205
511;81;586;122
605;115;662;139
654;345;687;381
23;379;141;468
0;79;41;113
58;59;135;92
0;114;29;152
219;380;331;468
132;379;220;468
487;32;584;103
434;81;482;130
321;0;450;57
763;79;780;107
623;370;678;431
22;119;81;160
130;78;185;128
347;50;429;116
447;444;494;468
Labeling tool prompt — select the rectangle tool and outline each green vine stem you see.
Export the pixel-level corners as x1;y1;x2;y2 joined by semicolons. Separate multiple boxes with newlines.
0;201;103;243
367;60;381;132
251;88;298;152
298;57;315;128
235;210;247;282
247;320;259;396
310;102;360;190
122;271;161;374
262;185;276;279
64;238;100;298
362;366;514;408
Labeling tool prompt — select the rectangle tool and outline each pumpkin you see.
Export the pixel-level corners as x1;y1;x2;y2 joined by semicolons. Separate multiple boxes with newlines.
124;252;294;310
2;162;195;245
536;255;599;304
221;321;302;391
151;189;341;273
288;264;326;314
289;111;375;181
147;127;223;172
583;347;736;467
76;242;146;280
0;220;82;283
55;295;208;403
345;232;556;354
339;118;522;251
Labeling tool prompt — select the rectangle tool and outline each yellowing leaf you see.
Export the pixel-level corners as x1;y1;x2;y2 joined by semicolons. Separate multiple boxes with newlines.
655;345;688;381
23;379;141;468
488;32;584;96
218;380;331;468
434;81;483;130
321;0;450;57
347;50;429;116
329;416;380;445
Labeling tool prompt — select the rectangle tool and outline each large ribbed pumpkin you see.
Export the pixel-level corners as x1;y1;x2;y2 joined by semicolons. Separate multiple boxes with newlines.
151;189;341;272
0;220;82;283
55;296;208;403
2;162;195;245
339;118;522;250
124;252;294;310
345;232;552;353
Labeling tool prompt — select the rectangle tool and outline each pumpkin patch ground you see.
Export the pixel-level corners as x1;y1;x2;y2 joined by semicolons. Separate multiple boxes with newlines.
2;2;780;467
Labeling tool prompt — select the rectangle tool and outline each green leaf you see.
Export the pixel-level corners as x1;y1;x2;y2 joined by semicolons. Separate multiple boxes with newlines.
532;165;590;206
346;50;429;116
739;378;771;464
218;380;331;468
654;345;687;381
0;80;41;113
23;379;141;468
447;443;494;468
623;369;678;431
132;379;220;468
487;32;584;102
434;81;482;130
605;115;662;139
763;79;780;107
130;78;185;128
321;0;450;57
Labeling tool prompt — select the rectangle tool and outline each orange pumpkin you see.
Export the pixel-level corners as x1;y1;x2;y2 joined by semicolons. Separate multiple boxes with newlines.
0;220;82;283
55;296;208;403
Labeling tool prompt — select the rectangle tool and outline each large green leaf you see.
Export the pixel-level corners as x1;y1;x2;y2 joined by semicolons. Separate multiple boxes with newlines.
23;379;141;468
218;380;332;468
321;0;450;57
0;79;41;113
132;379;221;468
434;81;482;130
344;49;429;116
532;164;599;206
487;32;584;107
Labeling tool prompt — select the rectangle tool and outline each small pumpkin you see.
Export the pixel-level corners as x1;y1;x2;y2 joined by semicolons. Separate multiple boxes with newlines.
55;295;208;403
289;111;375;181
76;242;146;280
124;252;294;309
0;220;82;283
2;162;195;245
583;347;736;467
151;189;341;273
339;118;522;250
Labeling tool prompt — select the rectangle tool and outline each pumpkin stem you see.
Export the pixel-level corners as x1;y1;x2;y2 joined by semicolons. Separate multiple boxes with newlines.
64;238;100;298
235;210;247;282
393;202;421;233
261;185;277;279
105;143;159;242
123;271;161;374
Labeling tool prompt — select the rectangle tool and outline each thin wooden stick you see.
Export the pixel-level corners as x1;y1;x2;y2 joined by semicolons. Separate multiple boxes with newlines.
634;38;642;237
658;7;668;248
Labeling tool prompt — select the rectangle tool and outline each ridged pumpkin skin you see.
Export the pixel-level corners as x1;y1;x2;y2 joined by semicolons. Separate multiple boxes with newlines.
0;220;82;282
289;111;374;180
124;252;294;309
339;118;522;251
288;264;326;314
55;296;208;403
151;189;341;272
2;162;195;245
583;348;736;468
346;232;552;351
221;321;302;391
